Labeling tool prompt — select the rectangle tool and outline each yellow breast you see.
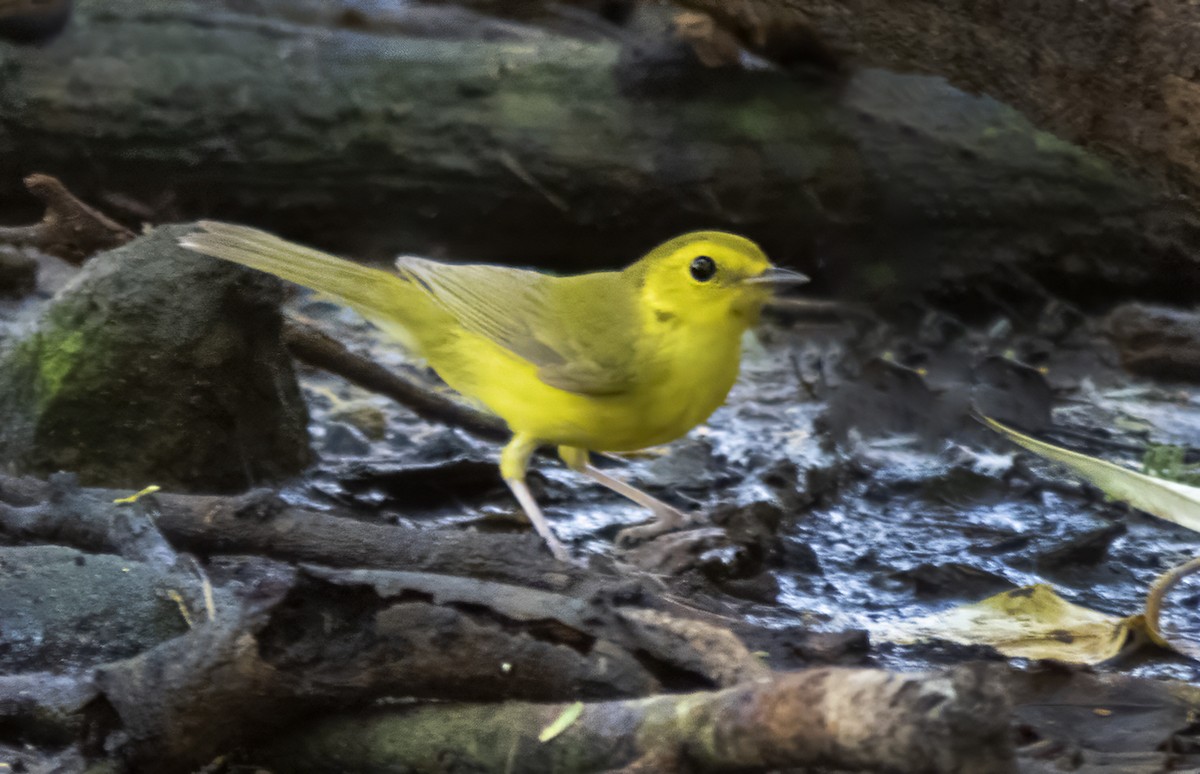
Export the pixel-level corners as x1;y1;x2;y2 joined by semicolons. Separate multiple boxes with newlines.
424;315;745;452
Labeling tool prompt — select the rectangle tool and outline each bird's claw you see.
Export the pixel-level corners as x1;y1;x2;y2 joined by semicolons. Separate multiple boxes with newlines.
615;508;701;549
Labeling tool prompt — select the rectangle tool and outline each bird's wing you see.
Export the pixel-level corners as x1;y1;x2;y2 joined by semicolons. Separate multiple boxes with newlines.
395;256;640;396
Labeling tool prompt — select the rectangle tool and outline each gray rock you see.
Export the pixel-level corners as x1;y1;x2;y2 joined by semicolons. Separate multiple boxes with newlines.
0;224;311;491
0;545;187;672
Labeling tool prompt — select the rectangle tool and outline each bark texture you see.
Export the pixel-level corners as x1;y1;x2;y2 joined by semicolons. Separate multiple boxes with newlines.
262;664;1015;774
679;0;1200;197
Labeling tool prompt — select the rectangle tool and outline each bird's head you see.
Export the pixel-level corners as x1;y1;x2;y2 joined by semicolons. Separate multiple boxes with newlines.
629;231;807;327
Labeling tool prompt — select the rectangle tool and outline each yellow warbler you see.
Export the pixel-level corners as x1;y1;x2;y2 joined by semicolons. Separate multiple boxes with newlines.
180;222;806;561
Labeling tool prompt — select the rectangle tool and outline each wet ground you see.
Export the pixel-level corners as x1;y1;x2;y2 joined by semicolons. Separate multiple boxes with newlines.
283;292;1200;682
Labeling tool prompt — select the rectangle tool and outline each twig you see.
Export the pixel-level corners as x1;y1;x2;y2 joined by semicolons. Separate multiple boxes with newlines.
0;174;135;263
1144;555;1200;659
283;319;509;442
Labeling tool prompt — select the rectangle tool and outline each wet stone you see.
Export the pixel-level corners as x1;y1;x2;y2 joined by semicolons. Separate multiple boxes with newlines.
819;357;942;444
970;355;1054;433
622;527;734;576
778;540;823;575
789;629;871;665
0;545;187;672
1034;522;1127;569
0;225;311;492
321;422;373;457
888;561;1014;599
633;437;737;496
710;501;784;563
328;400;388;441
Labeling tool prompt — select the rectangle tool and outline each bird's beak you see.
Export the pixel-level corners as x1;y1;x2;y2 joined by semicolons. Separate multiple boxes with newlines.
745;267;810;287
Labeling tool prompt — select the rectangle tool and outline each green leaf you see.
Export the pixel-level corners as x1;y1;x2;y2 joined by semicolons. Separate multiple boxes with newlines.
983;415;1200;534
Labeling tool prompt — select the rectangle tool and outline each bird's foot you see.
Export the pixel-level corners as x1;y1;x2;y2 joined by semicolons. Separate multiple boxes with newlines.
615;506;701;549
505;476;579;565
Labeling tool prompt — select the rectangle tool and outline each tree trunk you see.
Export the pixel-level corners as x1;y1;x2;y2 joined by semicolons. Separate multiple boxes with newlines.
2;0;1199;310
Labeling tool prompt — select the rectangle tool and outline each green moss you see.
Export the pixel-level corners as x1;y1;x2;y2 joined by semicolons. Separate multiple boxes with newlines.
1142;444;1200;486
35;329;86;406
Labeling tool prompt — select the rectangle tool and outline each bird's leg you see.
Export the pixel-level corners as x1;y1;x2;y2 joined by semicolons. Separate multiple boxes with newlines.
559;447;692;547
501;434;571;562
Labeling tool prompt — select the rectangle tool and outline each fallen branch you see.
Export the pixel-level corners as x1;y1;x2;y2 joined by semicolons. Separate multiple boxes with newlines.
0;473;182;570
259;663;1015;774
0;472;578;587
70;561;764;771
0;174;133;264
0;473;772;685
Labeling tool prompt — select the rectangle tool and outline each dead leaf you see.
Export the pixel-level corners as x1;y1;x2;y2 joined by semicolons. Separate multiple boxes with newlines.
877;584;1148;664
881;418;1200;665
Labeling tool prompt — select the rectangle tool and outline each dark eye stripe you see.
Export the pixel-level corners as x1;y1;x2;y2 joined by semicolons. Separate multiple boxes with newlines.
690;255;716;282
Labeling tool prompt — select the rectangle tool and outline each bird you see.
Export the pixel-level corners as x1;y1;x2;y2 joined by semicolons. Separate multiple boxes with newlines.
180;222;806;561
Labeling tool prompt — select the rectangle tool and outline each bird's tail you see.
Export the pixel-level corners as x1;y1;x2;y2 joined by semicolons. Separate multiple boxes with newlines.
180;221;421;346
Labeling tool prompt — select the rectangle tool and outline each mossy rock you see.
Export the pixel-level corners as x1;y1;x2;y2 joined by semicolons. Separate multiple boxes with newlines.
0;224;311;491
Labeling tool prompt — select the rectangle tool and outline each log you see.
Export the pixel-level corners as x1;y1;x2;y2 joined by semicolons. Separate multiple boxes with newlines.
93;565;681;772
0;472;575;587
678;0;1200;200
259;663;1016;774
2;1;1199;309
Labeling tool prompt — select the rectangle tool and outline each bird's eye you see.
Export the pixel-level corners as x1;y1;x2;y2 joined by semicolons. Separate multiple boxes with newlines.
689;255;716;282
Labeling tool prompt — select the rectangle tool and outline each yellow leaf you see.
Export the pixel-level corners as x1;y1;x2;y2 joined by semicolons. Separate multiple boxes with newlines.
876;584;1146;664
538;701;584;743
165;588;194;628
113;484;161;505
983;416;1200;533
